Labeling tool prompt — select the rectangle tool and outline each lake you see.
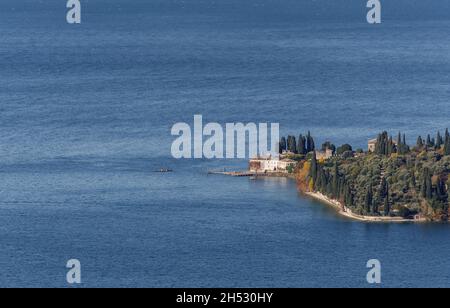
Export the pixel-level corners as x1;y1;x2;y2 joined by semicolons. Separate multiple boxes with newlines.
0;0;449;287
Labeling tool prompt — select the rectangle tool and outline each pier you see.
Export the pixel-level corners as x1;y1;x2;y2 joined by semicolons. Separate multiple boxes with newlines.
207;169;292;178
208;170;264;177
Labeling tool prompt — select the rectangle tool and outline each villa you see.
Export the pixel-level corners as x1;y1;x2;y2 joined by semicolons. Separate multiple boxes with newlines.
368;139;377;152
368;138;398;152
249;156;297;173
315;149;333;160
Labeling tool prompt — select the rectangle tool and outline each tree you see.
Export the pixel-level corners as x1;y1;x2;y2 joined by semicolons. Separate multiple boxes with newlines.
396;132;409;155
444;130;450;155
374;132;395;156
421;168;433;200
417;136;424;149
322;141;336;154
306;131;315;153
379;177;388;198
398;133;410;155
436;131;443;149
427;134;435;148
287;135;297;153
310;152;318;183
297;135;306;155
436;177;448;202
384;183;390;216
365;183;373;214
337;144;353;156
344;182;353;208
279;137;287;153
445;139;450;156
332;162;339;198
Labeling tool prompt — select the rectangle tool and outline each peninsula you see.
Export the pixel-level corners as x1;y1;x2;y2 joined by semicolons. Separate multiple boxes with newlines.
251;130;450;222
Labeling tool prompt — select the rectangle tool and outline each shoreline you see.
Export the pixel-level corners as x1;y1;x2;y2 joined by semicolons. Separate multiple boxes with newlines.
210;170;297;180
214;169;429;223
305;191;426;223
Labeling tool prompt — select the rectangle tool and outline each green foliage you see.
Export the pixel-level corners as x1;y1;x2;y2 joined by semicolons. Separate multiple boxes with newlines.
322;141;336;154
303;145;450;220
281;131;315;155
287;135;297;153
297;135;307;155
298;129;450;220
336;144;353;156
444;129;450;156
279;137;287;154
374;131;395;156
306;131;315;153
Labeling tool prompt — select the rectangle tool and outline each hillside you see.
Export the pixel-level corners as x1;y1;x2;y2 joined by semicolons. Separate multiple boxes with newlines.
296;134;450;221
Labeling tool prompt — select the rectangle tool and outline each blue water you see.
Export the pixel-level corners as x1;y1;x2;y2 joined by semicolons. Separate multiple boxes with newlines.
0;0;449;287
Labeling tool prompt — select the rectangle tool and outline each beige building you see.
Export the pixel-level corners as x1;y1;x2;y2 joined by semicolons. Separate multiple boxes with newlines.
315;149;333;160
368;138;398;152
249;156;297;173
368;139;377;152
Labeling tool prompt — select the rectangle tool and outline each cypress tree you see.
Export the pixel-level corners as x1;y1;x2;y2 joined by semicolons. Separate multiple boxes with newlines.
436;178;447;202
306;131;315;153
417;136;424;149
332;162;339;198
421;170;427;198
444;130;450;155
306;132;311;153
388;136;394;155
310;152;318;183
279;137;287;153
379;177;388;198
436;131;443;149
319;167;328;192
426;173;433;200
365;183;373;214
297;135;306;155
287;136;297;153
427;135;433;148
384;183;390;216
372;200;379;214
375;131;394;156
401;134;409;154
314;166;322;191
422;168;433;200
445;139;450;156
344;183;353;208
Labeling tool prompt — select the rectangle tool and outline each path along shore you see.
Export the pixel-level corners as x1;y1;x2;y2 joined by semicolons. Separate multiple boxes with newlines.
305;191;427;223
212;170;427;223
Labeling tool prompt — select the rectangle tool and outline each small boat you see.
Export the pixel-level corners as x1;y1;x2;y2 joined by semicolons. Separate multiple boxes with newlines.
154;168;173;173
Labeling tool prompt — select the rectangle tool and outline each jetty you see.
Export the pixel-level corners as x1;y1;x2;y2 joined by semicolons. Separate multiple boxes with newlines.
207;169;294;179
208;170;265;177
